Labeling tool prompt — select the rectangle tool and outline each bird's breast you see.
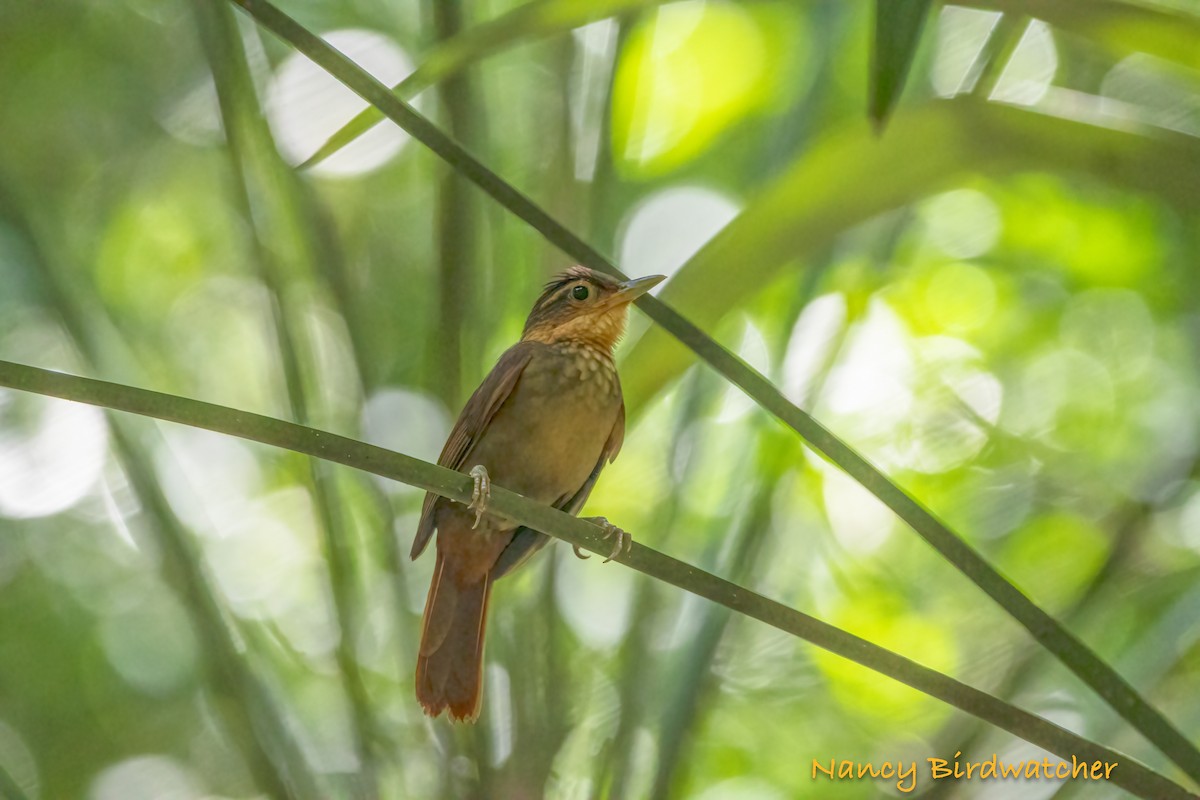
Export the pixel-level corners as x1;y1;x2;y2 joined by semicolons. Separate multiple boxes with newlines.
523;343;620;404
467;343;621;505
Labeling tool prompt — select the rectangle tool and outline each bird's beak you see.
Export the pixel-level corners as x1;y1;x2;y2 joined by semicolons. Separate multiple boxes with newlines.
612;274;666;304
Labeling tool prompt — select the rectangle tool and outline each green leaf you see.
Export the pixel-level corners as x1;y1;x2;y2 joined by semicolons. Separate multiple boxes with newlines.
301;0;663;169
962;0;1200;70
621;97;1200;412
0;356;1194;800
303;0;1200;167
871;0;935;127
228;1;1200;784
192;2;381;793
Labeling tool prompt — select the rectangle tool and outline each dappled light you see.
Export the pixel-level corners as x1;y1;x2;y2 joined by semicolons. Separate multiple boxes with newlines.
87;756;204;800
1;0;1199;798
617;184;741;289
991;20;1058;106
612;2;773;173
933;6;1002;98
268;28;416;176
360;387;451;492
0;393;108;519
1103;53;1200;137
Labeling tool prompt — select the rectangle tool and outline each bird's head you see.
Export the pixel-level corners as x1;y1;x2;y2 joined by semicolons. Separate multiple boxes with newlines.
521;266;665;352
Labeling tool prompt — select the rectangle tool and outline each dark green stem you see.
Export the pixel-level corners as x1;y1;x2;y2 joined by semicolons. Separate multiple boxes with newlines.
224;1;1200;783
192;5;381;796
430;0;480;407
967;13;1029;98
602;369;716;800
0;359;1192;800
650;443;778;800
922;504;1149;800
2;199;315;800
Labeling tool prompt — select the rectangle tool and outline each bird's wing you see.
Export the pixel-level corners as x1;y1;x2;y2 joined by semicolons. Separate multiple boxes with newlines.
410;343;538;560
492;395;626;578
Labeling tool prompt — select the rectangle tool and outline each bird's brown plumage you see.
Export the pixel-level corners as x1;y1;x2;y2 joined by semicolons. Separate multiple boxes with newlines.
412;265;660;721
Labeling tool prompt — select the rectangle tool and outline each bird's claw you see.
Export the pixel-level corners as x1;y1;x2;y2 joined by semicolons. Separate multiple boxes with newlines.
580;516;632;563
467;465;491;529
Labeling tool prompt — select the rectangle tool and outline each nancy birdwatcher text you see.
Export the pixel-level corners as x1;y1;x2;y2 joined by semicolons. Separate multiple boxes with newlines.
811;753;1118;793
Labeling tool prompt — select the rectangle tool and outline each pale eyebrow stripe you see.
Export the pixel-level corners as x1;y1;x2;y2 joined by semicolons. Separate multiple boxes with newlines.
535;281;577;312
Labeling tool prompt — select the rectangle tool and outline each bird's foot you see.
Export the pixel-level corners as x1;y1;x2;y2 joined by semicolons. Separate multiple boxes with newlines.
573;516;632;563
467;465;491;529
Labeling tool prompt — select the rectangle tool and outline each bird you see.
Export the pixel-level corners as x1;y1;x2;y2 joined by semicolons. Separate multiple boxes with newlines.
410;265;665;722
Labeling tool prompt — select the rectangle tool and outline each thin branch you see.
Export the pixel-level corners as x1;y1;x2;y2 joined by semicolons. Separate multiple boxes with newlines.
298;0;1200;170
192;5;380;795
0;360;1193;800
651;447;778;800
957;0;1200;70
299;0;668;171
922;503;1152;800
430;0;482;408
225;0;1200;783
965;13;1029;98
0;197;316;800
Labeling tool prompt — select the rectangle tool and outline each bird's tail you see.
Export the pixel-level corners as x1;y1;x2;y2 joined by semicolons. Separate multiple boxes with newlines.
415;550;493;722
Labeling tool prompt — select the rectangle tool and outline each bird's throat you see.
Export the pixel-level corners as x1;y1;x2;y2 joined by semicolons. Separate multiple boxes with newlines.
521;305;628;353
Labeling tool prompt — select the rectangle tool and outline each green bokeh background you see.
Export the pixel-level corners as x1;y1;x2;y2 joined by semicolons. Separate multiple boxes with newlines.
1;1;1198;798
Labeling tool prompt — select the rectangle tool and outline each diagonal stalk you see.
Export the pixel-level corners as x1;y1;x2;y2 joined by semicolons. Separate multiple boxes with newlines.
923;504;1152;800
651;441;779;800
298;0;1200;170
0;359;1194;800
192;5;381;795
224;0;1200;782
0;197;317;799
429;0;484;409
601;368;722;799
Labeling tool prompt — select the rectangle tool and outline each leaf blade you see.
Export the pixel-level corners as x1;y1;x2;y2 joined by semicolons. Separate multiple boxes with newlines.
870;0;935;127
961;0;1200;70
303;0;1200;167
226;0;1200;784
621;97;1200;411
301;0;661;169
0;356;1194;800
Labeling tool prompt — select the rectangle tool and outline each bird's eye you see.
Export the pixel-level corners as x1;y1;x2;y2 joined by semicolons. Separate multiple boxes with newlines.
571;285;590;301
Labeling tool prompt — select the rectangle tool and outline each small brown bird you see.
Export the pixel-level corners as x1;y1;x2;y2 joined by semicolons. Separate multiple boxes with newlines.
411;265;664;721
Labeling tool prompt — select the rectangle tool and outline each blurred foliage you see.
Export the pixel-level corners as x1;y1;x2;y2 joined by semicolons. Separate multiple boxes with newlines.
1;0;1200;799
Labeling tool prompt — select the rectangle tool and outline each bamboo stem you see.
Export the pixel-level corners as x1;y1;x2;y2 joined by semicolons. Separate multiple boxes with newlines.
224;0;1200;783
0;359;1192;800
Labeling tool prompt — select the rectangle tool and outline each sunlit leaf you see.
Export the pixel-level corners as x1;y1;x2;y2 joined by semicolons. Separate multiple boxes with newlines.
1;356;1194;800
302;0;667;169
961;0;1200;70
612;3;794;175
304;0;1200;167
621;98;1200;412
229;4;1200;783
871;0;935;127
